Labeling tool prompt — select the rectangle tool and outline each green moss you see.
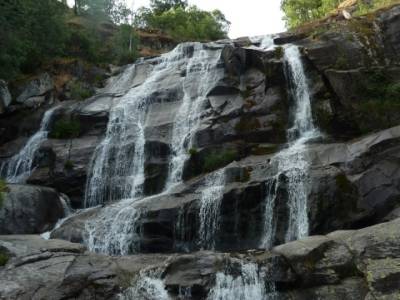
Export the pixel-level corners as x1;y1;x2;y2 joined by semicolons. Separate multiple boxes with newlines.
235;117;261;133
70;81;94;101
50;119;81;139
188;148;198;156
203;149;238;173
64;160;74;170
334;54;349;70
0;250;9;266
274;46;284;59
335;173;353;194
240;88;252;99
251;145;279;156
0;179;8;209
355;69;400;132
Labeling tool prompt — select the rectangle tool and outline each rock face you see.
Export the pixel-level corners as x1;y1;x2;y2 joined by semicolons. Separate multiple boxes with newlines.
16;73;54;108
2;219;400;299
0;80;11;114
0;184;64;234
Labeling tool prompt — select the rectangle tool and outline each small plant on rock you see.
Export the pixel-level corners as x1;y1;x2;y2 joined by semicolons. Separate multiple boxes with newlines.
0;179;8;208
50;119;81;139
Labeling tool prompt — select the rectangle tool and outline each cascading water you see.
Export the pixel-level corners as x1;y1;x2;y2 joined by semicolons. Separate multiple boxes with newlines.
261;45;320;248
208;261;277;300
83;43;224;255
165;45;224;189
198;169;225;250
41;193;72;240
119;268;170;300
0;106;58;183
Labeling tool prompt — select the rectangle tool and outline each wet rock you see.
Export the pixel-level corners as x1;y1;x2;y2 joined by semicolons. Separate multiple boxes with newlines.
0;184;64;234
0;80;12;114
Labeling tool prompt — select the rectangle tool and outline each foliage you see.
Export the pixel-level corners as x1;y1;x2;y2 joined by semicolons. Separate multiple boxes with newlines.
0;250;9;266
0;179;8;208
64;160;74;170
74;0;132;23
203;149;237;173
356;70;400;132
50;119;81;139
69;81;94;100
135;4;230;41
111;24;139;65
150;0;188;15
188;148;198;156
281;0;400;28
0;0;69;79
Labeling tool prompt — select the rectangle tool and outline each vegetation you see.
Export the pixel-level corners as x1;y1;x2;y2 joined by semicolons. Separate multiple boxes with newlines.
134;0;230;41
69;81;94;101
0;179;8;208
50;119;81;139
0;250;9;266
281;0;400;28
356;69;400;132
203;149;237;173
64;160;74;170
0;0;229;81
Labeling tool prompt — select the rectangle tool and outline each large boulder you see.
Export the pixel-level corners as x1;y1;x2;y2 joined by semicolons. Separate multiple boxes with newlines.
0;184;65;234
16;73;54;108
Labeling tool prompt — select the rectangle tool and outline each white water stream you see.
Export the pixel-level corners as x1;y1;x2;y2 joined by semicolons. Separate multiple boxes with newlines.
0;106;58;183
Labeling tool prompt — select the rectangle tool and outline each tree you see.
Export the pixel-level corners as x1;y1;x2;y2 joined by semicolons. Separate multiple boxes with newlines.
281;0;341;28
134;4;230;41
0;0;68;79
150;0;188;15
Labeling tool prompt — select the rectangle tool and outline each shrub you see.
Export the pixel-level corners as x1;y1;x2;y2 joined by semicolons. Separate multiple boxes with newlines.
188;148;198;156
274;46;284;59
70;82;94;101
0;251;9;266
64;160;74;170
203;149;237;173
0;179;8;208
50;120;81;139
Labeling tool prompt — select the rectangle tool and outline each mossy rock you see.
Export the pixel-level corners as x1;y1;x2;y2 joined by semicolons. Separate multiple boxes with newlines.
235;117;261;133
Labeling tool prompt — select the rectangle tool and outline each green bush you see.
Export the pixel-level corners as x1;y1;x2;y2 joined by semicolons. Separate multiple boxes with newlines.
50;120;81;139
0;251;9;266
188;148;198;156
135;5;230;41
274;46;284;59
0;179;8;208
70;81;94;101
64;160;74;170
203;149;237;173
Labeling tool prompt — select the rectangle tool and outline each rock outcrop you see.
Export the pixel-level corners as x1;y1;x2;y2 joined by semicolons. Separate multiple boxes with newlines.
2;218;400;299
0;184;65;234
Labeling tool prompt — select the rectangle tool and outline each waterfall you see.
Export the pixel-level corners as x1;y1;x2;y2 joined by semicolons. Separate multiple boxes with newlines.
119;268;170;300
84;44;198;207
0;106;58;183
208;261;276;300
261;45;320;247
198;169;225;250
41;193;72;240
82;43;224;254
84;199;141;255
165;45;223;189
